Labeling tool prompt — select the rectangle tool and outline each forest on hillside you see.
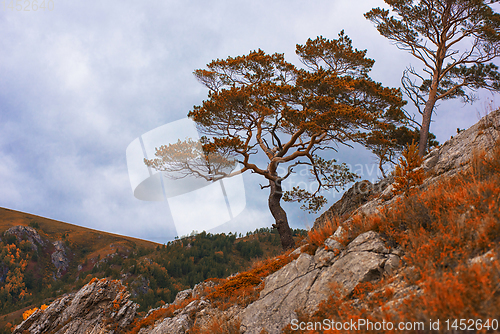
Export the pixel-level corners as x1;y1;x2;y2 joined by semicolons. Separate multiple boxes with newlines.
0;224;306;331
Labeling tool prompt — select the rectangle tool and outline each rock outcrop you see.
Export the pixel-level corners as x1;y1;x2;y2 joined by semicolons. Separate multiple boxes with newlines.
4;224;72;278
14;279;138;334
51;240;69;278
313;177;393;230
240;231;400;333
4;225;45;251
422;109;500;178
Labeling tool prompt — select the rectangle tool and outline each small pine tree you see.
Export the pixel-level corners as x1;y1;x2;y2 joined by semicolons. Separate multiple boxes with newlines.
393;141;425;196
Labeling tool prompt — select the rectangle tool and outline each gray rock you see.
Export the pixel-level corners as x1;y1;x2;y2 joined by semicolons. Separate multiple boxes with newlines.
469;250;496;265
313;180;375;230
173;288;193;305
380;183;394;200
346;230;389;254
131;275;150;297
51;241;69;278
240;232;395;334
140;299;209;334
423;108;500;181
422;148;439;170
324;236;344;253
4;225;45;251
139;313;192;334
241;253;319;334
333;225;346;240
14;279;138;334
354;198;385;218
314;246;337;268
192;279;217;298
384;254;401;276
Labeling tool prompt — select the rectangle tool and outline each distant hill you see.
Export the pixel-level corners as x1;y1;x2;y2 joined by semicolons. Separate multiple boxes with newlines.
0;207;160;249
0;207;306;332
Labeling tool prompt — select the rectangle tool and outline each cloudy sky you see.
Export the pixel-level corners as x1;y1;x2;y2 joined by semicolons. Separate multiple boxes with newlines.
1;0;498;244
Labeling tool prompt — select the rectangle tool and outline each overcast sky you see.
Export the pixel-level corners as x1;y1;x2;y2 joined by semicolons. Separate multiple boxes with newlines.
1;0;498;244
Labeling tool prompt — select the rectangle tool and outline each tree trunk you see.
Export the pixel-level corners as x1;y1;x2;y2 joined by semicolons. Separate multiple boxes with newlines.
418;75;440;157
418;101;434;157
268;179;295;250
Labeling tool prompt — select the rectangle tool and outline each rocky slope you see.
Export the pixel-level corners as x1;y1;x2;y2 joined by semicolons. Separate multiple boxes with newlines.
13;279;137;334
15;109;500;334
239;231;403;333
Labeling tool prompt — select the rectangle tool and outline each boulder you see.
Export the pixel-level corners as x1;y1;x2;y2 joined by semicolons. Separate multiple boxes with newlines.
240;231;400;334
4;225;45;251
424;108;500;177
14;279;138;334
51;240;69;278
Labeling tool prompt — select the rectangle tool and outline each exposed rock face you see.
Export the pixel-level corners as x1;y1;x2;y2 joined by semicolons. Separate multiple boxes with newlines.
240;231;400;334
130;275;150;298
313;180;374;228
139;299;210;334
135;280;221;334
52;240;69;278
14;279;138;334
4;225;45;251
421;108;500;180
313;178;394;231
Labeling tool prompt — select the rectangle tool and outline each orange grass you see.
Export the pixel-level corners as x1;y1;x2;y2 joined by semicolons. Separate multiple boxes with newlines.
307;219;340;247
126;296;197;334
206;250;299;309
393;141;425;197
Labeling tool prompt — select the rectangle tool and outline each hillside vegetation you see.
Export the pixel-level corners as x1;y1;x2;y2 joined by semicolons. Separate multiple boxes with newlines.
280;139;500;333
0;208;306;332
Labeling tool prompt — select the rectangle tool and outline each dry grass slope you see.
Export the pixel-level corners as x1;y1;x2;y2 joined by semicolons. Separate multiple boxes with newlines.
0;207;159;250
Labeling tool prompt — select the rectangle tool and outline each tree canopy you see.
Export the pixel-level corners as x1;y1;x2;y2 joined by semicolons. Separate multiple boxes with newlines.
366;0;500;156
147;31;409;249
